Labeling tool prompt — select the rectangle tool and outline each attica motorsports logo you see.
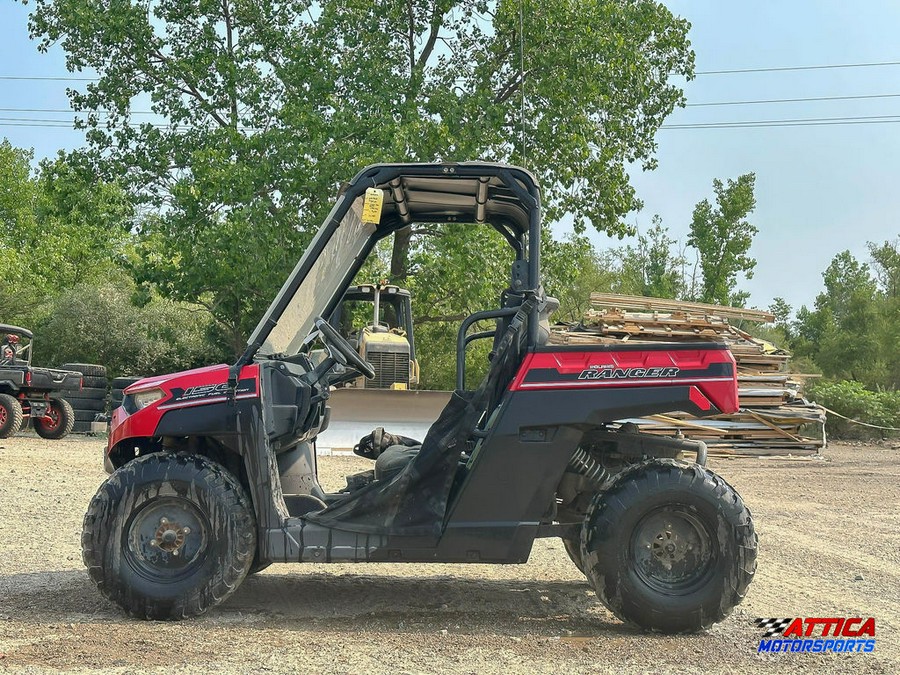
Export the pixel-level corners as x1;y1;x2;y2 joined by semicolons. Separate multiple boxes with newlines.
754;617;876;654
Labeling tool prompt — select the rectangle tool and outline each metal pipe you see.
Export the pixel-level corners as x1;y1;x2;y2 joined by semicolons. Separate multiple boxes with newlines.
456;308;519;390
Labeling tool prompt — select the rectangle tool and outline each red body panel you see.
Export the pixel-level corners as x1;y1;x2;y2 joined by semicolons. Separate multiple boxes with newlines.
510;347;739;414
108;363;260;453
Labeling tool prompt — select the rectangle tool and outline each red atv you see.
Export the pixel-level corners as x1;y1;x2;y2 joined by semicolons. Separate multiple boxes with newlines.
84;163;757;632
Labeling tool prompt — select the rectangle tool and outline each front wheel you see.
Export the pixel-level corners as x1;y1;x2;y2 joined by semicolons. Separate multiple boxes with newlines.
0;393;24;438
82;453;257;619
582;459;757;633
34;397;74;439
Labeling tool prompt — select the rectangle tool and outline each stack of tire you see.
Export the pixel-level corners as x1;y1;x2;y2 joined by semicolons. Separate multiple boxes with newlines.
61;363;109;434
111;376;143;412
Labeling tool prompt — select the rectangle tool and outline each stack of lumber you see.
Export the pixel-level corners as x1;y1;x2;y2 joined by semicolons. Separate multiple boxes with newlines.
549;293;826;456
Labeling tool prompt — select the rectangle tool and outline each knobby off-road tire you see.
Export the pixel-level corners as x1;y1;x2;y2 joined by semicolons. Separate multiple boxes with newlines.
82;452;256;619
79;375;109;389
61;363;107;378
0;393;23;438
581;459;757;634
66;397;107;412
34;397;74;440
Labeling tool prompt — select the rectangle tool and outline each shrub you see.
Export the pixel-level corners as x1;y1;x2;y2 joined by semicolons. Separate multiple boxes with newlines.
34;281;221;377
806;379;900;440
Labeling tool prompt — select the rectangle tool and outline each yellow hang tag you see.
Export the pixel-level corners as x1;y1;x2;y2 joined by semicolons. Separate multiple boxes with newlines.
361;187;384;224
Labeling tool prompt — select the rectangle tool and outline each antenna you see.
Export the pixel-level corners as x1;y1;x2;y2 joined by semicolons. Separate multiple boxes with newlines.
519;0;526;166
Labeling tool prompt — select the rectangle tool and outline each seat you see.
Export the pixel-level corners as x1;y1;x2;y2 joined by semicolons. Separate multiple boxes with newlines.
374;444;420;481
364;293;557;484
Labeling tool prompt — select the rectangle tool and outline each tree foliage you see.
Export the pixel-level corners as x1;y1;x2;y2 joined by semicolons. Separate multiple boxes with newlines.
0;141;37;320
0;143;132;323
36;278;220;377
26;0;694;352
687;173;757;305
792;240;899;390
614;216;685;298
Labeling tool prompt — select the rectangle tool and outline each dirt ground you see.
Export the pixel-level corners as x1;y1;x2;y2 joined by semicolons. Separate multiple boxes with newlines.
0;434;897;674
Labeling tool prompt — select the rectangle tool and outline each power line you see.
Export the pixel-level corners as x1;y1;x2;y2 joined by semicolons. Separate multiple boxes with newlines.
0;118;262;131
662;114;900;129
0;107;156;115
3;58;900;83
696;60;900;75
0;75;98;81
664;120;900;129
6;91;900;115
687;92;900;107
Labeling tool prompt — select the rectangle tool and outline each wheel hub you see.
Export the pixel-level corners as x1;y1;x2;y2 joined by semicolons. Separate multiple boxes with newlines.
42;408;59;429
150;517;192;555
632;507;714;593
124;498;208;579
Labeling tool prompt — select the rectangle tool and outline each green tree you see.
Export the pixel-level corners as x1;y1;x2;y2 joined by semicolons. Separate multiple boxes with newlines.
32;153;133;289
26;0;694;353
0;140;39;321
615;216;685;298
687;173;758;305
0;144;133;324
36;278;220;377
869;237;900;299
793;250;880;384
541;233;618;322
766;296;793;343
868;237;900;386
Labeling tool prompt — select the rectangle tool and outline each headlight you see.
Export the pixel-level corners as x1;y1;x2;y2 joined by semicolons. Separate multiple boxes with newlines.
132;388;166;410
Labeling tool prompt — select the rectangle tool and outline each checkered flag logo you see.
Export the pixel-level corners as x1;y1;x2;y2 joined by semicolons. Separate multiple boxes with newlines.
754;618;794;638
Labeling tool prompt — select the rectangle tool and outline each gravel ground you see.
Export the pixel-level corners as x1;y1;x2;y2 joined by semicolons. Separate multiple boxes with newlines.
0;434;897;673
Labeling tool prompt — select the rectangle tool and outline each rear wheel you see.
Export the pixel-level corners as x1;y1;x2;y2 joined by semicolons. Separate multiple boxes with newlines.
34;398;74;439
82;452;256;619
0;393;23;438
582;459;756;633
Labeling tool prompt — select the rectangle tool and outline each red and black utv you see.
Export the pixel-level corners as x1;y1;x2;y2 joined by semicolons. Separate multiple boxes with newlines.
85;163;757;632
0;324;81;439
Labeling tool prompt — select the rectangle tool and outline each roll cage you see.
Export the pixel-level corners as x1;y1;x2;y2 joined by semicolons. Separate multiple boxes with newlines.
237;163;542;369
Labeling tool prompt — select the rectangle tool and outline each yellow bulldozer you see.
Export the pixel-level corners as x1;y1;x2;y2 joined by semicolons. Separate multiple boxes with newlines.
328;283;419;389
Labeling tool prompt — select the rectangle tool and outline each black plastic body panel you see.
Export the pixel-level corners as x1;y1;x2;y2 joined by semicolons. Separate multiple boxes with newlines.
0;365;81;395
252;378;719;565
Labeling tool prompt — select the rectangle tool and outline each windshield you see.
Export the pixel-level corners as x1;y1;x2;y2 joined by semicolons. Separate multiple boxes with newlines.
257;196;376;356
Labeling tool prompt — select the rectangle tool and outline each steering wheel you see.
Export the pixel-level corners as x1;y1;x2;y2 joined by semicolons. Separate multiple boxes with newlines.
314;317;376;379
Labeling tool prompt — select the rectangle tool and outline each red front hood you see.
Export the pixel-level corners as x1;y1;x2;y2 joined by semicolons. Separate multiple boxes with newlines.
109;362;261;464
124;364;231;393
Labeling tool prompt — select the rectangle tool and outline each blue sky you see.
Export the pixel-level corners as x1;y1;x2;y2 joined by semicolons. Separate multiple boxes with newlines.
1;1;899;313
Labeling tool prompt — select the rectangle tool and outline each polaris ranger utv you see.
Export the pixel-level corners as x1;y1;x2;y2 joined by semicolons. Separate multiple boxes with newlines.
85;163;757;632
0;324;81;439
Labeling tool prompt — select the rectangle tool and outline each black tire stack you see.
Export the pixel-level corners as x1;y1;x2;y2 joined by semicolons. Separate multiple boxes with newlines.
61;363;109;434
111;376;143;412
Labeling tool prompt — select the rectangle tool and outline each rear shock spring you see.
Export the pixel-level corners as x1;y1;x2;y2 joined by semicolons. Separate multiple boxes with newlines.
567;447;609;488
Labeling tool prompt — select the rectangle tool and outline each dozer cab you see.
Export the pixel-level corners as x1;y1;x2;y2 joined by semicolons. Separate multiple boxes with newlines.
329;283;419;389
86;163;757;633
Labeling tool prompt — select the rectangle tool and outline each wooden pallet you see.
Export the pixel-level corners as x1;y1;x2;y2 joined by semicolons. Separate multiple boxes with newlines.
551;294;826;456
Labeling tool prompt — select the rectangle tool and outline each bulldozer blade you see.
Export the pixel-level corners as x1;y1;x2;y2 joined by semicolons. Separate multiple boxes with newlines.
316;388;451;454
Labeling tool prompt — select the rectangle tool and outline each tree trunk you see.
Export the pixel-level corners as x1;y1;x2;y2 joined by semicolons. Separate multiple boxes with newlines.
391;227;412;282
